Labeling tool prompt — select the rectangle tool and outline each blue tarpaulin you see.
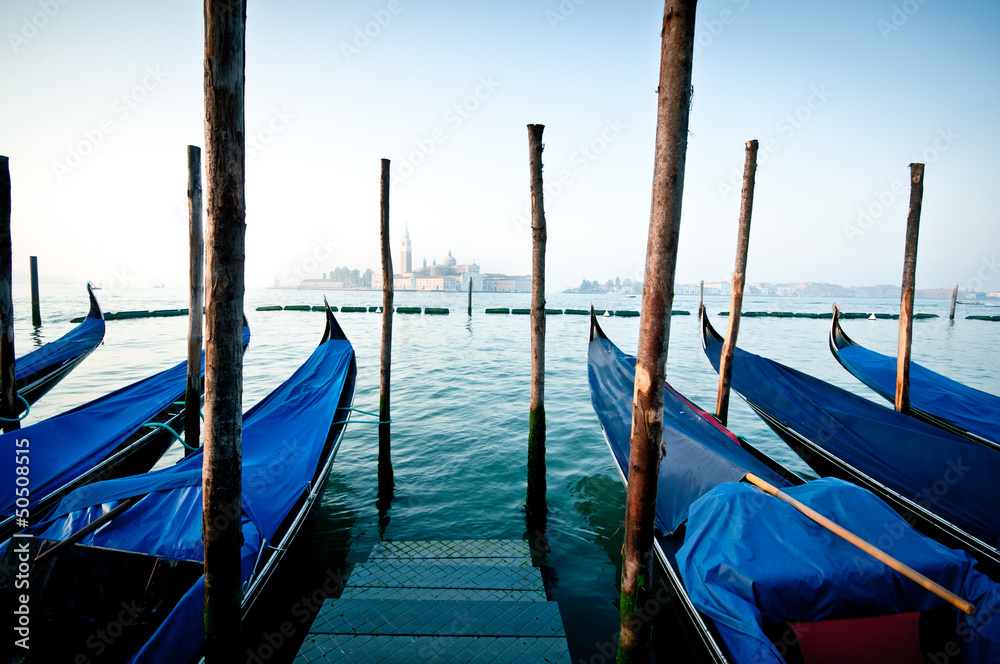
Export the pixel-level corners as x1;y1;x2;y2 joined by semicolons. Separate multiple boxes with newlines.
588;325;790;535
835;340;1000;447
16;315;104;383
1;327;249;520
703;329;1000;547
28;332;355;663
677;478;1000;664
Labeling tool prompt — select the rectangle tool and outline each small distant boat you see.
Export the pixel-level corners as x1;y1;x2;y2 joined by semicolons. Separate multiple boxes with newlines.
830;307;1000;451
0;304;355;662
15;284;105;410
590;310;1000;663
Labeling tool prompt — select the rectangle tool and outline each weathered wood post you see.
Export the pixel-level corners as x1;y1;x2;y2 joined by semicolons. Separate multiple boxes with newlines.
185;145;204;456
202;1;247;660
949;284;958;321
619;1;697;661
896;163;924;414
29;256;40;326
526;123;547;518
378;158;394;494
715;139;758;427
0;156;19;433
467;277;473;316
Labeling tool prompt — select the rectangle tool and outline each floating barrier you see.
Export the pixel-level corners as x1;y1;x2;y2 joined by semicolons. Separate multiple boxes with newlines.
615;310;640;317
512;308;531;315
255;306;282;312
564;309;589;315
545;309;563;315
967;315;1000;321
424;307;449;315
397;307;422;314
485;307;510;314
718;311;938;319
283;305;312;312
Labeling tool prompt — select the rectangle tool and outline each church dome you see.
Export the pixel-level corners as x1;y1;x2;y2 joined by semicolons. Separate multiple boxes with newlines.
444;250;457;267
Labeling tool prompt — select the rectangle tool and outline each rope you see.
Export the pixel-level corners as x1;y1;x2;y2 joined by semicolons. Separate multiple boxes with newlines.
173;401;204;420
333;406;391;425
0;394;31;422
144;421;200;451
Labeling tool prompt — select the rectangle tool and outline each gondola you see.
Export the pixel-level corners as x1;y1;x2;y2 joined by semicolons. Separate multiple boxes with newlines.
13;283;105;412
0;322;251;543
830;306;1000;452
700;307;1000;558
0;303;356;663
589;311;1000;663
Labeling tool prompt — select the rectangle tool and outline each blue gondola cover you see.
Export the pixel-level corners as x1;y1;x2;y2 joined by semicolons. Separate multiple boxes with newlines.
677;478;1000;664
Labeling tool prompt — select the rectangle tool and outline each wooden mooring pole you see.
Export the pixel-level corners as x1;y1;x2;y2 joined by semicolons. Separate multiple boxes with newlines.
895;163;924;414
526;123;547;518
202;1;247;660
715;140;759;427
29;256;40;327
949;284;958;321
467;277;473;316
619;1;697;661
379;158;394;493
0;156;18;433
185;145;204;456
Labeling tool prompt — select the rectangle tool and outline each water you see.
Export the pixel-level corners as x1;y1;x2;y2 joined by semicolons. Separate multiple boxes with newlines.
12;284;1000;662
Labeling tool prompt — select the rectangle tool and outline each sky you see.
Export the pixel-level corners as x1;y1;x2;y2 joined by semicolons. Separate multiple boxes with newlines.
1;0;998;293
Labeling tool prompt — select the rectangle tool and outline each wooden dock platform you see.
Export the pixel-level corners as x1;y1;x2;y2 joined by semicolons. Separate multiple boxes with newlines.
295;539;571;663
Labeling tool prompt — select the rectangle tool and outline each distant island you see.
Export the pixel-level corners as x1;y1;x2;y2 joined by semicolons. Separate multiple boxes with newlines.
564;279;997;300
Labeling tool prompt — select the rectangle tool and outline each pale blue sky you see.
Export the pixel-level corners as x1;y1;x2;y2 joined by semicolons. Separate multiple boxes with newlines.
1;0;998;292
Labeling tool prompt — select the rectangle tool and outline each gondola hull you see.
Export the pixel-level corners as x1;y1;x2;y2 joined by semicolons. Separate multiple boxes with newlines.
14;284;105;411
830;307;1000;451
0;305;354;663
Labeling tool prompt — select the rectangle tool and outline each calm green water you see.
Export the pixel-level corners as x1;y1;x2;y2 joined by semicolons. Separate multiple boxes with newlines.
12;284;1000;662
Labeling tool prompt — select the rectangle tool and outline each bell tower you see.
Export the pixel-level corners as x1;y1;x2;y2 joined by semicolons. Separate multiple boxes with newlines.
401;221;412;274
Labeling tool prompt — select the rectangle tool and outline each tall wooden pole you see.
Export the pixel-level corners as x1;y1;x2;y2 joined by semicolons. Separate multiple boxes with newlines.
526;124;547;518
29;256;40;327
949;284;958;321
715;140;758;427
202;1;246;660
0;156;18;433
895;163;923;414
185;145;204;456
378;158;394;494
467;277;473;316
619;1;697;661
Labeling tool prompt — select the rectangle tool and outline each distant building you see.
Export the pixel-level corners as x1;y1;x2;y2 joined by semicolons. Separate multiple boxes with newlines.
370;224;530;292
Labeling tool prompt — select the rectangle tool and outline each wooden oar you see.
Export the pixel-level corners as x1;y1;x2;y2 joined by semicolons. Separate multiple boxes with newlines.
744;472;976;616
